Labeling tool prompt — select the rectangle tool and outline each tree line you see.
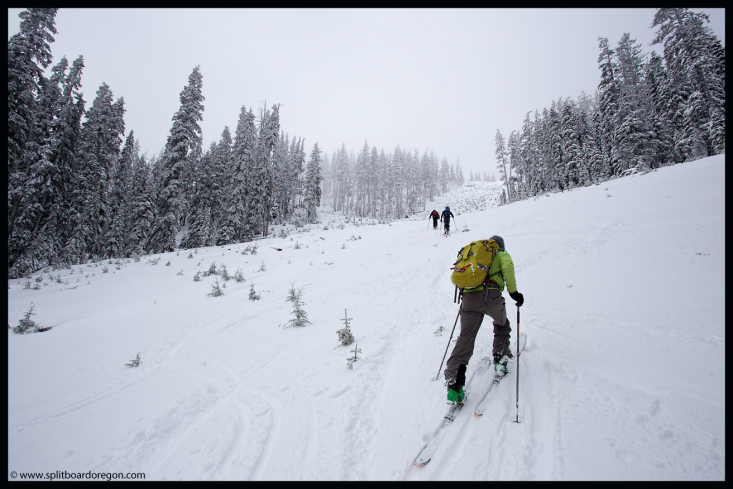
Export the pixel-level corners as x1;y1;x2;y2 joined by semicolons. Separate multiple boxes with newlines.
319;142;465;219
494;8;725;203
7;8;324;278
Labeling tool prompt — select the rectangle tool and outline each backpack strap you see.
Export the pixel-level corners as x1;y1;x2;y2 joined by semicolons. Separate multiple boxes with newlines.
454;285;464;304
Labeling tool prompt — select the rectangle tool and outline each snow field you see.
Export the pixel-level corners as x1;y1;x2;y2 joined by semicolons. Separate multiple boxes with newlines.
8;155;724;480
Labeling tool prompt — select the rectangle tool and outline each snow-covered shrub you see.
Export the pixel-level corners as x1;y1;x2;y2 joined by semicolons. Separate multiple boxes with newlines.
208;279;224;297
346;344;362;370
125;353;141;368
234;268;245;283
337;322;354;346
282;284;310;328
12;305;46;334
249;283;261;301
203;261;217;277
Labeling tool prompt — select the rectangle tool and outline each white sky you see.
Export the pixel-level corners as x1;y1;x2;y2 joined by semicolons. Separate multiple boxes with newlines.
7;8;725;178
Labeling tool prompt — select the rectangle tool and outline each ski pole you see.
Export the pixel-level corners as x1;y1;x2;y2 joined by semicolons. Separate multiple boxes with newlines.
514;305;521;423
436;304;462;381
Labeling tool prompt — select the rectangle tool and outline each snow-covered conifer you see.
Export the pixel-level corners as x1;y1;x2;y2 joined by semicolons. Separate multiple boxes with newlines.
148;66;205;254
304;143;323;223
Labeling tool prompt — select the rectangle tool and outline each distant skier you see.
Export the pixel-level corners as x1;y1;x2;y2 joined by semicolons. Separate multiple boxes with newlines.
429;209;440;230
444;235;524;404
440;207;455;236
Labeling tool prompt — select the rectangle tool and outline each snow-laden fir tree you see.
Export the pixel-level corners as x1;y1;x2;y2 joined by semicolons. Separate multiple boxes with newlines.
7;8;58;182
106;131;137;258
303;143;323;223
652;8;725;159
127;154;156;255
63;83;126;265
226;106;258;242
148;66;204;254
495;130;510;202
336;309;354;346
283;284;310;328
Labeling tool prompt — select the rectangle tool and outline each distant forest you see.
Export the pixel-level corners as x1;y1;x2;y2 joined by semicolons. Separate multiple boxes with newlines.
7;8;724;278
493;8;724;205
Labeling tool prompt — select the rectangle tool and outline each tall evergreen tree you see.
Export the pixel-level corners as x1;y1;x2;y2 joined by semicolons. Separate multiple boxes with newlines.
128;154;155;254
495;129;510;201
63;83;125;263
7;8;58;178
596;37;621;176
304;143;323;223
227;106;257;241
106;131;137;257
652;8;725;159
614;33;656;171
8;9;59;270
148;66;204;253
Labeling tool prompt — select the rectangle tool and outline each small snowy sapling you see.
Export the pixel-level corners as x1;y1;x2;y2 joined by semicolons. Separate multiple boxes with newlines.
282;284;310;328
203;261;217;277
125;353;141;368
337;309;355;346
249;283;261;300
208;278;224;297
347;344;362;370
234;268;245;282
13;305;38;334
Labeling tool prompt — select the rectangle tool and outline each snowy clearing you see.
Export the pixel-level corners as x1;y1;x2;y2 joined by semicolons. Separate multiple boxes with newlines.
8;155;724;481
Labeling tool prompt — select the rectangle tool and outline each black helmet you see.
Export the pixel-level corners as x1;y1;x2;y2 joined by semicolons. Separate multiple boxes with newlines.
490;235;505;250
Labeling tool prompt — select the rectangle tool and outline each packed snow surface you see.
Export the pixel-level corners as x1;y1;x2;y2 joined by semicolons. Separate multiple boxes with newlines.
8;155;725;480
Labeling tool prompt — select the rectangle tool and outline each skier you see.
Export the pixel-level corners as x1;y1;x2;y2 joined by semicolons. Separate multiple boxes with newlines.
444;235;524;404
440;207;455;236
429;209;440;230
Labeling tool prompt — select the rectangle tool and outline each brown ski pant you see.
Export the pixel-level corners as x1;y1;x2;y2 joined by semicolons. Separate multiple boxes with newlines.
444;288;512;388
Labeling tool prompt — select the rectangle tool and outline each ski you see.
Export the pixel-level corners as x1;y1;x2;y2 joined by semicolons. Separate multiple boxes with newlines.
473;332;527;417
412;402;462;466
412;358;492;466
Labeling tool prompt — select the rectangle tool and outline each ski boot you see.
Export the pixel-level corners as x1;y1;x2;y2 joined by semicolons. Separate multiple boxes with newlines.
446;386;466;405
493;354;512;378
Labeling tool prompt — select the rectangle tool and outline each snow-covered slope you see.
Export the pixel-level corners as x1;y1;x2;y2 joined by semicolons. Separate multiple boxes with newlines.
8;155;725;481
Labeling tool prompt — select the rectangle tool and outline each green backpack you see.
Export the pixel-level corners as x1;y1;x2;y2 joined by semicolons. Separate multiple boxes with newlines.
450;239;500;289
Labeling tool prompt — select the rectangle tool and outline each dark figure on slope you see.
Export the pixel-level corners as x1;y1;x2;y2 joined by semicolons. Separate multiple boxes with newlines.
429;209;440;229
444;235;525;404
440;207;455;236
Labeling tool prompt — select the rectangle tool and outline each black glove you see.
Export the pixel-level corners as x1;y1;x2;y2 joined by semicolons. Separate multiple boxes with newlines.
509;291;524;307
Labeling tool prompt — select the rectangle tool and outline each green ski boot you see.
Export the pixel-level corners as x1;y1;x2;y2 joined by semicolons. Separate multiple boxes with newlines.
493;355;511;377
446;386;466;405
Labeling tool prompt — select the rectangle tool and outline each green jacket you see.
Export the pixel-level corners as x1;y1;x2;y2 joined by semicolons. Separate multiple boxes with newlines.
464;250;518;294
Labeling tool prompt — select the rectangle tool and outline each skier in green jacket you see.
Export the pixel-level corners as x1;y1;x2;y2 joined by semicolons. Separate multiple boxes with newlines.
444;235;524;404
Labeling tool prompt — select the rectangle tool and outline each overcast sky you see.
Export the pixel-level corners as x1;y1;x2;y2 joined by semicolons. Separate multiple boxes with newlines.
8;8;725;178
